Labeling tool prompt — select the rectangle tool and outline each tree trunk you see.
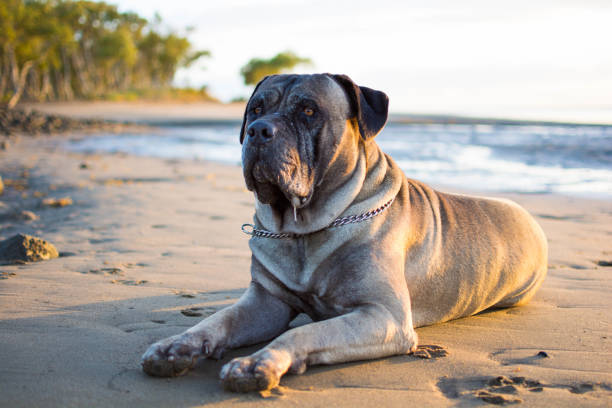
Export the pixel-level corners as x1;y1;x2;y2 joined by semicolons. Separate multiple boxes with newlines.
82;41;98;93
61;48;74;100
25;67;40;101
7;45;19;91
121;64;131;91
72;50;92;96
0;56;7;100
39;69;52;101
53;68;63;100
7;60;34;109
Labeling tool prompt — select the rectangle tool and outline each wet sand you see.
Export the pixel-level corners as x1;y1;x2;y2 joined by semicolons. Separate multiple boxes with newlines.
0;116;611;406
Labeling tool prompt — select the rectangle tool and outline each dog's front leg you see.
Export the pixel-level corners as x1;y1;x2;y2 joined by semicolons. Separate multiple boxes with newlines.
220;303;417;392
141;281;293;377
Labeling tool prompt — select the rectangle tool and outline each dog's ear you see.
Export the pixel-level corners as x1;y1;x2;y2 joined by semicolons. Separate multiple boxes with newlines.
330;74;389;140
240;76;270;144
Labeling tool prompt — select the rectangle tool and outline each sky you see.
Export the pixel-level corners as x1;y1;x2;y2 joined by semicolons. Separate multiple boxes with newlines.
107;0;611;123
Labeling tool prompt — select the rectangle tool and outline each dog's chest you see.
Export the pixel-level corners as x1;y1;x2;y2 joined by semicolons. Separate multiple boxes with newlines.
249;233;352;317
250;235;331;288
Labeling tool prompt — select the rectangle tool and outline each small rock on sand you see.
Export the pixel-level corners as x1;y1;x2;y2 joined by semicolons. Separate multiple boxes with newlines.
42;197;73;207
0;209;38;222
477;390;521;405
0;233;59;263
11;210;39;221
412;344;449;359
181;308;203;317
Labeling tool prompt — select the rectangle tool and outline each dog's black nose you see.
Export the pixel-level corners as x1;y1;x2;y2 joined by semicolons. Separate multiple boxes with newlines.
247;120;277;142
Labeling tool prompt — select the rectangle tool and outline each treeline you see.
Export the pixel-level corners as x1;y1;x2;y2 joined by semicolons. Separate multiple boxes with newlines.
240;51;311;85
0;0;209;108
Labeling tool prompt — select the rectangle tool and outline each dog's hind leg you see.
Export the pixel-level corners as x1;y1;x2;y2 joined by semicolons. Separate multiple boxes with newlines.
494;264;548;308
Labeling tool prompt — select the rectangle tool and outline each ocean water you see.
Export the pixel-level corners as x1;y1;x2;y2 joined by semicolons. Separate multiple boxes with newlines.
68;122;612;198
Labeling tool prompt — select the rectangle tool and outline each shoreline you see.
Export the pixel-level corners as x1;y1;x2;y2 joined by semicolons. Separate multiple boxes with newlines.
62;130;612;202
1;130;611;406
19;101;612;127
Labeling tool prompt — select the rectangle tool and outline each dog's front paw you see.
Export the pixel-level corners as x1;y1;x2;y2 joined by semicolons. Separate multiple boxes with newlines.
219;349;292;392
141;332;210;377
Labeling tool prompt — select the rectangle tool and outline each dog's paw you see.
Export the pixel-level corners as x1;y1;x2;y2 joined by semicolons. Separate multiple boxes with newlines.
219;349;292;392
141;332;210;377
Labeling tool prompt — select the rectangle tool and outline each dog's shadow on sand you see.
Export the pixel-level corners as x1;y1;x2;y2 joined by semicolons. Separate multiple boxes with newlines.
0;288;430;405
0;287;456;405
0;289;248;405
4;290;608;406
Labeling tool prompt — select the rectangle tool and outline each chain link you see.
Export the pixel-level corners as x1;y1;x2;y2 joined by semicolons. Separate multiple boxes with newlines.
241;196;396;239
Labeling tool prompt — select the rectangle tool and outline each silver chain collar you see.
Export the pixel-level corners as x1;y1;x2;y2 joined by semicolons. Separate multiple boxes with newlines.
241;195;396;239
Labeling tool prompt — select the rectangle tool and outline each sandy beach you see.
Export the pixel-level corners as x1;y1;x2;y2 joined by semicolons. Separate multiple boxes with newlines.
20;101;246;124
1;105;611;407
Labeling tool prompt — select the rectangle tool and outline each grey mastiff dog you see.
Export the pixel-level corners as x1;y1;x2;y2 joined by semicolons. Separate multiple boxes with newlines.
141;73;548;392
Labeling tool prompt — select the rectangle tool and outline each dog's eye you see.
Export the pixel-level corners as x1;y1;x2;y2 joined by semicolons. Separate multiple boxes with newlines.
254;107;262;115
303;108;314;116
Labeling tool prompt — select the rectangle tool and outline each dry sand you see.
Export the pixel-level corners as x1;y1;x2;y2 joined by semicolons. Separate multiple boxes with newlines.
0;115;611;406
20;101;246;123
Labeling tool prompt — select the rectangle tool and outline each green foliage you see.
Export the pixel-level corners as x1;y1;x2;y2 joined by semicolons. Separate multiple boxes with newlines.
0;0;210;107
240;51;312;85
100;86;218;102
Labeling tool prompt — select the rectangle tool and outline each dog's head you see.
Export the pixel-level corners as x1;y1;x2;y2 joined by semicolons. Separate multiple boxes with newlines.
240;73;389;212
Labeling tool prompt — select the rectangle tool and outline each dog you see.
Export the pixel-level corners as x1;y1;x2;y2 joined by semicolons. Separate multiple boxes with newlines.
141;73;548;392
